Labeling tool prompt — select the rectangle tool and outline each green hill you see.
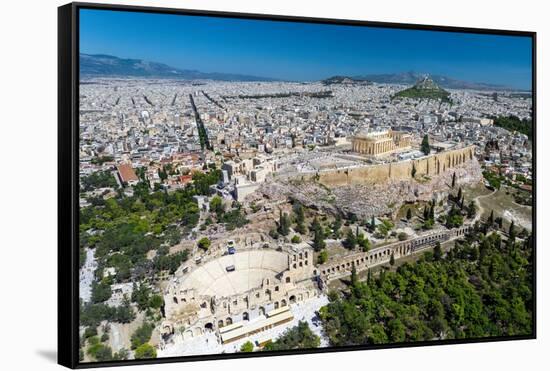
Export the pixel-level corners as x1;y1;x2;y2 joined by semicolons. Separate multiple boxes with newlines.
394;76;451;102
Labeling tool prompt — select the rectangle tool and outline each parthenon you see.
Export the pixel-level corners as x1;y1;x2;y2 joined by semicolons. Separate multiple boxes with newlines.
351;128;412;156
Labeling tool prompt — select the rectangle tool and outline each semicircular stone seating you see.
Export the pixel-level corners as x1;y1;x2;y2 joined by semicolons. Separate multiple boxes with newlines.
179;250;289;297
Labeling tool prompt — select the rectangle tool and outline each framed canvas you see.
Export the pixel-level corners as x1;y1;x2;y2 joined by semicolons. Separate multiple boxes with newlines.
58;2;536;368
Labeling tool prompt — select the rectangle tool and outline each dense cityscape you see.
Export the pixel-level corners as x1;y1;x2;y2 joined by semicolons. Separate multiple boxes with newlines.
76;8;533;364
78;72;533;362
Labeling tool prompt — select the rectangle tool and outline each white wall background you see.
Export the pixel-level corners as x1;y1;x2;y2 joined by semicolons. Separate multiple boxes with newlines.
0;0;546;369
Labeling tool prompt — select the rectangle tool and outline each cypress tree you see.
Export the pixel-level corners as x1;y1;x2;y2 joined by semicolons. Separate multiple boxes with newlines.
350;263;358;287
312;228;325;252
509;220;516;240
421;134;430;155
278;210;290;236
344;229;357;250
434;242;442;261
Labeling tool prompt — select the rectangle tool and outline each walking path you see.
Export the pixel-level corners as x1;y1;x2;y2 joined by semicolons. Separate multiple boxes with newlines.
79;248;97;302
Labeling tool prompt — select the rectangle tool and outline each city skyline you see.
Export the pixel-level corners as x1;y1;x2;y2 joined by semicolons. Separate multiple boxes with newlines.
80;9;533;89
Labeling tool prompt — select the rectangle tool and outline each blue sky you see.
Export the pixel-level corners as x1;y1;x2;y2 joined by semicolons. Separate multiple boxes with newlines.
80;9;533;89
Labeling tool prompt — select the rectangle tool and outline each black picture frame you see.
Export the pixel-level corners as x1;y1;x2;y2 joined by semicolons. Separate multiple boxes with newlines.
58;2;537;369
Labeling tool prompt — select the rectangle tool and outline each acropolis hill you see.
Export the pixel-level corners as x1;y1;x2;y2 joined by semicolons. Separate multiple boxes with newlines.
260;144;482;220
306;145;476;187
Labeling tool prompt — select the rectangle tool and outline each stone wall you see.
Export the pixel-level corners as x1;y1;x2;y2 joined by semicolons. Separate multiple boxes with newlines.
307;145;476;187
318;225;472;282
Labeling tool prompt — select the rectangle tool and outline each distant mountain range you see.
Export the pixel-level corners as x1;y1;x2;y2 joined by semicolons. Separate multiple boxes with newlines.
321;76;372;86
352;71;517;91
80;54;277;81
80;54;521;90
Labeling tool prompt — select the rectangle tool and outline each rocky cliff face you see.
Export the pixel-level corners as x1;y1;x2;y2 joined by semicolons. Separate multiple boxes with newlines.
259;154;482;219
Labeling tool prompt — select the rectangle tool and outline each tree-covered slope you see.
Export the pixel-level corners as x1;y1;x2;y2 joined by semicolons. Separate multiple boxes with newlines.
320;230;533;345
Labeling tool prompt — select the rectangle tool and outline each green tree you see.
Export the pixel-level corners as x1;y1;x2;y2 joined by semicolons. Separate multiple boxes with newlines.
87;342;113;362
131;322;153;350
451;172;456;188
134;343;157;359
492;115;533;140
312;227;326;252
332;214;342;238
434;242;442;261
343;229;357;250
467;201;477;219
278;210;291;236
319;229;533;347
376;220;394;239
84;327;98;339
113;348;129;361
81;171;118;191
291;235;301;244
262;321;320;351
350;263;358;287
91;281;112;303
423;218;434;230
495;216;503;229
148;294;163;309
406;208;413;220
294;204;307;234
240;341;254;352
388;319;406;342
421;134;430;155
310;216;322;234
115;296;135;323
220;207;249;231
197;237;211;251
509;220;516;240
318;249;328;264
357;233;371;252
389;253;395;266
446;205;463;228
158;168;168;182
209;195;224;215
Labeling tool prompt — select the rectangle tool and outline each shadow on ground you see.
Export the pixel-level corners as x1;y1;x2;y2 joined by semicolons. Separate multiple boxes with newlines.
36;350;57;363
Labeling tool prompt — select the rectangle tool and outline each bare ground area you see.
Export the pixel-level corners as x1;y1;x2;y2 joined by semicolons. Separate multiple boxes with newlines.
464;182;532;230
107;311;147;355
